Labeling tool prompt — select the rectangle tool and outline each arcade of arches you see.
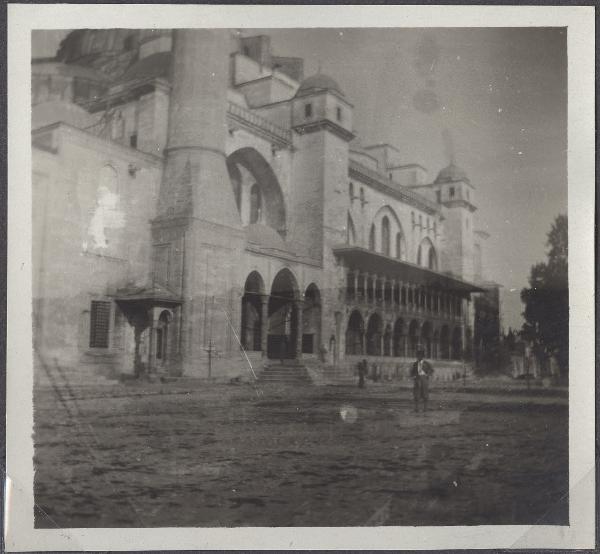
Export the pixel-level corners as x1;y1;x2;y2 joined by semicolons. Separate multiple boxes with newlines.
343;265;467;360
345;311;464;361
240;269;321;360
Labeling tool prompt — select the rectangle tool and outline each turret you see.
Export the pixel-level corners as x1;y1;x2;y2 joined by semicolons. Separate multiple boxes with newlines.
434;163;476;281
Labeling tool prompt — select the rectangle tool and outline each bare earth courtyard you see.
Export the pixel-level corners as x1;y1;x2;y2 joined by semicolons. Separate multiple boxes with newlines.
33;378;568;528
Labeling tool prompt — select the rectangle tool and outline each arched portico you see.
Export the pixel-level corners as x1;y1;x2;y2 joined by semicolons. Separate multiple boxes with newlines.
302;283;321;354
345;310;364;355
268;268;301;360
393;318;405;357
366;313;383;356
241;271;266;352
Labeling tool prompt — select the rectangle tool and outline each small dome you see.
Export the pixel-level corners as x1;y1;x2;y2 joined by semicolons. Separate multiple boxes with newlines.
434;163;470;184
246;224;289;252
118;51;171;83
296;73;344;97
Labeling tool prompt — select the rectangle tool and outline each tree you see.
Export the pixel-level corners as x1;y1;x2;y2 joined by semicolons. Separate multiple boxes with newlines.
520;215;568;374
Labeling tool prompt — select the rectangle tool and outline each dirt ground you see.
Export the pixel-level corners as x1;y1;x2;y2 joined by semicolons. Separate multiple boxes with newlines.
33;379;568;528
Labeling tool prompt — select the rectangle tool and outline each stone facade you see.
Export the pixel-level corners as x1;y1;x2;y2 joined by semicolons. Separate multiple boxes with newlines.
32;29;501;383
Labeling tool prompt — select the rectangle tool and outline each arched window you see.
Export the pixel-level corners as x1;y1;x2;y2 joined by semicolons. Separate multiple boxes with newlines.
395;232;404;259
249;183;262;224
417;245;422;266
349;182;354;203
428;247;438;270
347;213;356;245
381;216;390;256
369;224;376;251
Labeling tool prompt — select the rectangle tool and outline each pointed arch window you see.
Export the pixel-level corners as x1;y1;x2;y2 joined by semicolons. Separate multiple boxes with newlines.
249;183;262;224
347;213;356;245
369;224;376;251
395;232;404;260
381;216;391;256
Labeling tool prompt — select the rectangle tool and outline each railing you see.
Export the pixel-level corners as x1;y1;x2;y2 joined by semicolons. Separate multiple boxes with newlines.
227;101;292;146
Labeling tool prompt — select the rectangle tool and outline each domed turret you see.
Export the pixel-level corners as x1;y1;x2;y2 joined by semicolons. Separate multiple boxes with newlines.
296;73;345;97
434;163;470;184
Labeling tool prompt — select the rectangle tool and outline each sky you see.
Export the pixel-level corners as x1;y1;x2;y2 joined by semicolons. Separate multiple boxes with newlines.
33;28;567;331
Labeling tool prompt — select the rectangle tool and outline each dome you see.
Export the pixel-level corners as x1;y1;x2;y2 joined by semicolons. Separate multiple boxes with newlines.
118;51;172;83
296;73;344;97
434;163;470;184
246;224;289;252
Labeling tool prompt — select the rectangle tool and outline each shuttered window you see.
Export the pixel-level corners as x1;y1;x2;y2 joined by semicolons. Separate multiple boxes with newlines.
89;301;111;348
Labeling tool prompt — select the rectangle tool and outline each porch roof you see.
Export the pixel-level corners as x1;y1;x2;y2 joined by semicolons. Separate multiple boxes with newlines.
332;245;485;295
114;283;182;306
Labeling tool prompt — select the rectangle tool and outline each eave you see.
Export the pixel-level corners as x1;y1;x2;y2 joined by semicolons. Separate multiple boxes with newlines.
332;245;485;295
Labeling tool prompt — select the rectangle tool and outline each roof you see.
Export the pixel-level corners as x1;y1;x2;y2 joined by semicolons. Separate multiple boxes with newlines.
114;283;182;305
434;163;470;184
332;245;485;294
118;51;171;84
296;73;344;97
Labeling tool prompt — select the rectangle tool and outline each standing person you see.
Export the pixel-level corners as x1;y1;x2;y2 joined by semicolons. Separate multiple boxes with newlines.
411;347;434;412
358;358;367;388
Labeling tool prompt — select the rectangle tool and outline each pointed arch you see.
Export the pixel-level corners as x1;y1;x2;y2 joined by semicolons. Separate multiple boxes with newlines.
241;271;266;352
303;283;321;354
346;310;364;355
381;216;391;256
417;237;438;270
227;147;286;235
347;212;356;245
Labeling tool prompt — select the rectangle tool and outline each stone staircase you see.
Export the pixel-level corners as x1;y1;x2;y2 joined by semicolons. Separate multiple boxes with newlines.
257;360;313;384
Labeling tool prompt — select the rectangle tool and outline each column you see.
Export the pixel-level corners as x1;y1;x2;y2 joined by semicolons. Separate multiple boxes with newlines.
381;277;388;309
364;272;370;303
371;274;377;304
391;278;398;307
294;300;303;359
260;294;269;357
353;270;359;301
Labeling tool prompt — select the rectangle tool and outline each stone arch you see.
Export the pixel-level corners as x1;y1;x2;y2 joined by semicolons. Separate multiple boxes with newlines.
381;216;391;256
366;312;384;356
408;319;420;358
226;147;286;235
393;318;405;357
268;268;300;359
372;205;405;257
155;309;173;364
347;212;356;245
241;271;266;352
345;309;364;355
383;322;393;356
369;223;376;251
303;283;321;354
417;237;438;270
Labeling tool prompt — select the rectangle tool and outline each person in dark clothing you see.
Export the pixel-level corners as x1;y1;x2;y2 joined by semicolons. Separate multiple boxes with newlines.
410;347;434;412
358;358;368;388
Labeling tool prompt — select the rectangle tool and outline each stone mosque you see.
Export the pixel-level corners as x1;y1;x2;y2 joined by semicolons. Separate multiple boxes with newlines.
32;29;501;383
